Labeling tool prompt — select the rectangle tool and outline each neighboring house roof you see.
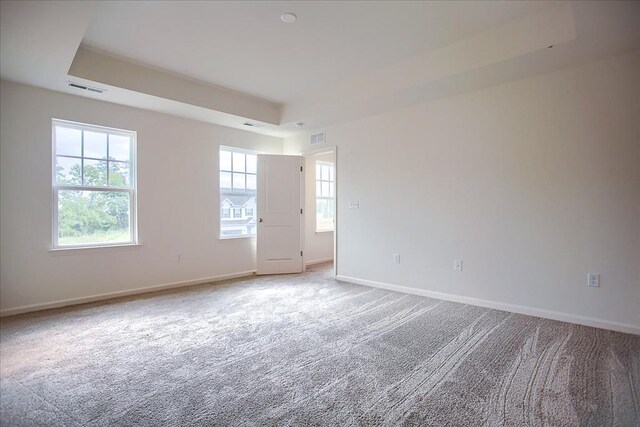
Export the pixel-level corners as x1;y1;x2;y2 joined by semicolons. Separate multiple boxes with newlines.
221;193;256;207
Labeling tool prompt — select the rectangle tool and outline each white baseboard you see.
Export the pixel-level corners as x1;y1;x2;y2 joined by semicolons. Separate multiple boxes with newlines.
0;270;256;317
306;257;334;267
336;275;640;336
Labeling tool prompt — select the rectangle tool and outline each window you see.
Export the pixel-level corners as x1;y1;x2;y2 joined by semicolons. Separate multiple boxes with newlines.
222;208;230;219
52;119;136;248
220;147;257;238
316;161;335;232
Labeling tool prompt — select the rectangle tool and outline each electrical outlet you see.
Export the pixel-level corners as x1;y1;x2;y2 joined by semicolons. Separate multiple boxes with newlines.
454;259;463;272
588;273;600;287
349;201;359;209
393;253;400;264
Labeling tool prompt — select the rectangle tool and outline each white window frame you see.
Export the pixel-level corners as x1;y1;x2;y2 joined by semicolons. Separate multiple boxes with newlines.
219;145;258;239
316;160;335;233
51;119;138;249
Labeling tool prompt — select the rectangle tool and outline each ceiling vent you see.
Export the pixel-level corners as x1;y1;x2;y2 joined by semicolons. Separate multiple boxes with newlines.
310;131;326;145
68;82;105;94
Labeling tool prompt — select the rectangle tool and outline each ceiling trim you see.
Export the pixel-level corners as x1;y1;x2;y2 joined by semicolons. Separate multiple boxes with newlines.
281;3;576;128
69;45;282;125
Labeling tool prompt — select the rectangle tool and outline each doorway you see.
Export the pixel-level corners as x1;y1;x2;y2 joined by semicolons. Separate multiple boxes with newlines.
302;148;337;277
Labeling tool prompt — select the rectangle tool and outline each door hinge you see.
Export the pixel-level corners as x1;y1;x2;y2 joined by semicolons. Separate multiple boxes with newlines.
300;251;303;257
300;166;303;172
300;208;303;214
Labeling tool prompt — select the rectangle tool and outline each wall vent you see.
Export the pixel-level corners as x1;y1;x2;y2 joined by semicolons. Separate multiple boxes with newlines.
68;82;105;94
310;131;326;145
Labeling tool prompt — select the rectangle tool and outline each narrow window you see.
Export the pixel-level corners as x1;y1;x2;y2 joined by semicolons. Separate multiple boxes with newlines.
220;147;257;238
316;161;335;232
52;119;137;248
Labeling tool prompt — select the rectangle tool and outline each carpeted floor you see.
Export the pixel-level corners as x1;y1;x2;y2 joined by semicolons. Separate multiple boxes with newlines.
1;263;638;426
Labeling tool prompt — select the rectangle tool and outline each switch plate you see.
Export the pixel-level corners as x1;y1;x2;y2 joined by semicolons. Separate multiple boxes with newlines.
349;201;359;209
393;254;400;264
588;273;600;287
454;259;463;272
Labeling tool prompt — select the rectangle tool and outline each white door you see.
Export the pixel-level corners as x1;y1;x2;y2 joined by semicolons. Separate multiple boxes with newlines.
257;154;303;275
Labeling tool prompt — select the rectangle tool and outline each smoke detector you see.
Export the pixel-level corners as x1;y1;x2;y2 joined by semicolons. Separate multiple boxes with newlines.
281;12;297;24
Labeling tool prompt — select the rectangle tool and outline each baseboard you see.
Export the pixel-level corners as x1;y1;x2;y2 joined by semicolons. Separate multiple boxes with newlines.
306;257;334;267
0;270;256;317
336;275;640;336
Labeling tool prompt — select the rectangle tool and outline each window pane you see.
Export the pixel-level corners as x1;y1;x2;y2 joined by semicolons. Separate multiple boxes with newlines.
109;161;130;187
329;182;334;197
316;164;322;180
322;181;329;197
56;156;82;185
232;152;245;172
220;172;232;188
220;148;257;238
321;165;330;180
246;174;256;190
57;190;130;246
109;135;131;162
316;181;321;197
84;131;107;159
233;173;245;190
246;154;257;174
83;159;108;186
220;150;232;171
329;165;334;182
316;199;334;232
55;127;82;157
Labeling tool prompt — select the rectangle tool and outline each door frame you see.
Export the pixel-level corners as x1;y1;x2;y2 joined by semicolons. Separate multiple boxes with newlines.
299;146;338;279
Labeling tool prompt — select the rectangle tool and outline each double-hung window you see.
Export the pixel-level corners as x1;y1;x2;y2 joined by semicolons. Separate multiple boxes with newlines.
52;119;137;248
219;147;257;238
316;161;335;232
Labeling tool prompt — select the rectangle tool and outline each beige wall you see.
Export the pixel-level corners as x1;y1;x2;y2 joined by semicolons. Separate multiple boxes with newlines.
285;52;640;332
0;80;283;313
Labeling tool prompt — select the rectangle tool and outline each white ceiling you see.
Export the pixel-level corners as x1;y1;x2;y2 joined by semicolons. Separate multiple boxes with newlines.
82;1;553;104
1;1;639;137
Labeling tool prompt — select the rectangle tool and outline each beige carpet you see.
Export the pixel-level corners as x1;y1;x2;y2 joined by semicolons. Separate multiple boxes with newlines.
1;263;638;426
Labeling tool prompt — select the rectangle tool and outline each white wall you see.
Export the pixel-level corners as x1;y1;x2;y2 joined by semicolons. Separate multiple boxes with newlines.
285;52;640;332
0;80;283;314
303;151;335;265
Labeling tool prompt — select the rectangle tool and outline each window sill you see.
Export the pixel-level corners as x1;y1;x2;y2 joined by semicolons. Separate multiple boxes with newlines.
219;235;256;240
316;230;334;234
49;243;142;255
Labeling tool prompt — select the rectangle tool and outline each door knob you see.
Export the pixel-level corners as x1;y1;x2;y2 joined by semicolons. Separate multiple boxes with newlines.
259;218;263;223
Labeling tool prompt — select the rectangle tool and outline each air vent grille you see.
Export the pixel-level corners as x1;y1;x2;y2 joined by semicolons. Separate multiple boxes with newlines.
310;131;326;145
68;82;105;94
